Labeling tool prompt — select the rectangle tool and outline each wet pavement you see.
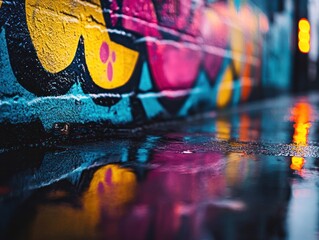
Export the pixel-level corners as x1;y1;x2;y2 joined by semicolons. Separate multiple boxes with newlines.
1;93;319;240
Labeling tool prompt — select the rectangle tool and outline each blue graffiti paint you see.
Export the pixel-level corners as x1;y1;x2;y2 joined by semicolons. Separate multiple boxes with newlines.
232;79;241;105
0;28;133;130
0;30;32;98
138;94;168;119
0;29;35;123
138;64;168;119
179;71;212;117
139;62;153;92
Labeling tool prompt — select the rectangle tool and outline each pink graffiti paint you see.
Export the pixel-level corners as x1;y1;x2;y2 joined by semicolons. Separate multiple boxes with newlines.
107;62;113;82
122;0;161;38
110;0;119;26
147;42;201;91
202;3;229;81
109;1;255;95
122;0;219;91
155;0;203;39
100;42;110;64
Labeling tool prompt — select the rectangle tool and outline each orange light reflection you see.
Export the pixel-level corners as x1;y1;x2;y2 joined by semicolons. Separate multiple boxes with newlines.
289;102;313;172
290;157;305;171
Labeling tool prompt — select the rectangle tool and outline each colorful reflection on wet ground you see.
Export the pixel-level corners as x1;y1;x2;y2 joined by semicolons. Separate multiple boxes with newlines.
1;94;319;240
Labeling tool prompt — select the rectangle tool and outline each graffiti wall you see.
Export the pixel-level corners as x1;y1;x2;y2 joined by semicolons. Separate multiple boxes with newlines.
0;0;293;145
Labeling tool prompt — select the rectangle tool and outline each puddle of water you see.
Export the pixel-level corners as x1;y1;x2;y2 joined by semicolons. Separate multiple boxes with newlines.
0;95;319;239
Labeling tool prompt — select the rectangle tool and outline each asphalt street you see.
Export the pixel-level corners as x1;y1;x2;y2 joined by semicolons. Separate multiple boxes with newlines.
1;93;319;240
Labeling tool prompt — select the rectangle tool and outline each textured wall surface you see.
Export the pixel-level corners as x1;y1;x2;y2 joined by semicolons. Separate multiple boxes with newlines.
0;0;293;145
